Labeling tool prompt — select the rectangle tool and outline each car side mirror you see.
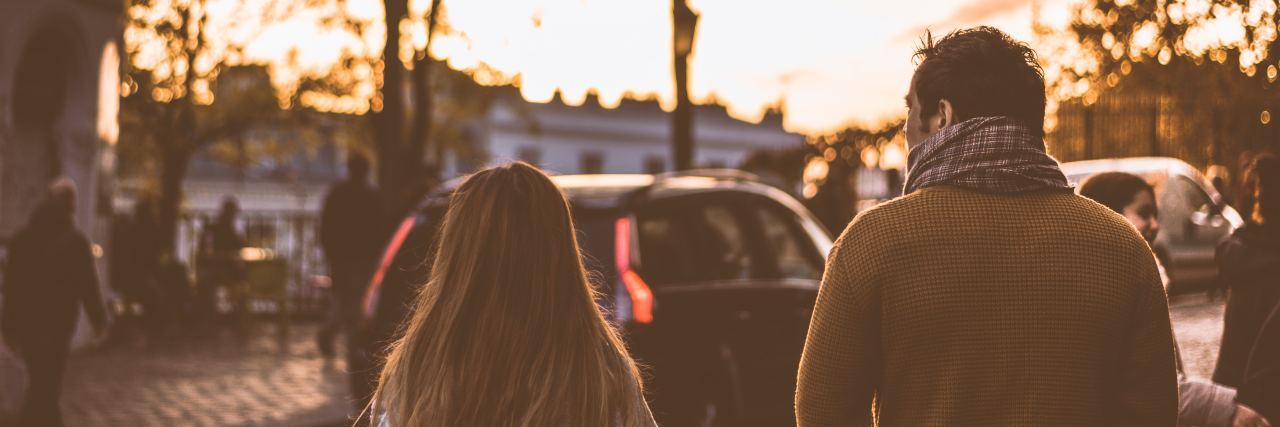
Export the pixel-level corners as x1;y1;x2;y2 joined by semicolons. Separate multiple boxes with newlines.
1191;203;1226;227
1209;202;1225;216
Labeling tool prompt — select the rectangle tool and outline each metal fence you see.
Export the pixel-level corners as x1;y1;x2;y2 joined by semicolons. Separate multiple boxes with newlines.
177;211;329;316
1049;92;1280;168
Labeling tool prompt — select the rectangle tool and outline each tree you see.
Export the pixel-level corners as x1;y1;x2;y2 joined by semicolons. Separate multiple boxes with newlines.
122;0;264;253
371;0;515;217
741;119;904;232
1048;0;1280;164
121;0;370;253
372;0;450;218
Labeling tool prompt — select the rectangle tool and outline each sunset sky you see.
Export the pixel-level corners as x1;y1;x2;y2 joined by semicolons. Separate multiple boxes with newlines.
234;0;1078;135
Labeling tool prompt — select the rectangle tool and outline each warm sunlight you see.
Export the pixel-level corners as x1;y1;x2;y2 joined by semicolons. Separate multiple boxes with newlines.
186;0;1260;134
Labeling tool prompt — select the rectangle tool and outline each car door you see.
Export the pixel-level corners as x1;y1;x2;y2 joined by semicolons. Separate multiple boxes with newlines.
1161;174;1231;289
629;191;824;426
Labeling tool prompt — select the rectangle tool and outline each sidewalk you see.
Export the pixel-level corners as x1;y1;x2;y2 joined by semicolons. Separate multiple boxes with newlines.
3;322;353;427
0;293;1227;426
1169;292;1227;379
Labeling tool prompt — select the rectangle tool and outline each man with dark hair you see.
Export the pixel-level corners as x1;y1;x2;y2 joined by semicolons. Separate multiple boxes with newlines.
2;178;107;427
796;27;1178;425
317;152;383;408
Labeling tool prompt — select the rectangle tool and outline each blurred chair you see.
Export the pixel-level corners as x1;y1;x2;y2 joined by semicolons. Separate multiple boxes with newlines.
243;259;289;332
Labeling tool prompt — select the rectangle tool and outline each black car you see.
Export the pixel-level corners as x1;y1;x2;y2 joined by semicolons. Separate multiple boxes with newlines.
360;170;833;426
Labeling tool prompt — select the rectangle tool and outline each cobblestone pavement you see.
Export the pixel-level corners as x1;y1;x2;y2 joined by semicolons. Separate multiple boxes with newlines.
3;322;355;427
1170;292;1228;380
0;294;1228;427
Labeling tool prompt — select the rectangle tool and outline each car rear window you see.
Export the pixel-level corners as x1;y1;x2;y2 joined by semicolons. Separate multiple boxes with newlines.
399;192;826;295
633;193;824;287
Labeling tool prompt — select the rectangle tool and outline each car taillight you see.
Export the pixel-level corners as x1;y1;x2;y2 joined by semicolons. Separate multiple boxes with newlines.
615;216;654;324
363;216;418;321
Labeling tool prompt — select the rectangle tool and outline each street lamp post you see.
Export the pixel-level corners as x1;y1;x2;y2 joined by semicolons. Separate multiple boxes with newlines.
672;0;698;171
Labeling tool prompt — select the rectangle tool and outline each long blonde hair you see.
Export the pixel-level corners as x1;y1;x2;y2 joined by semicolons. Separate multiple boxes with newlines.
371;162;648;426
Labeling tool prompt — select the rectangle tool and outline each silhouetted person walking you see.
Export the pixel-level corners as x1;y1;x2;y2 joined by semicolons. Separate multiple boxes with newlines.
317;153;383;409
196;197;246;327
1216;154;1280;389
109;197;163;334
1;178;107;427
795;27;1177;426
318;154;382;356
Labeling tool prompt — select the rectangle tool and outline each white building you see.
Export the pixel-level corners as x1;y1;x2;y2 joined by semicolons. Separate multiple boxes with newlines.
0;0;121;414
0;0;119;243
443;88;804;178
110;84;806;321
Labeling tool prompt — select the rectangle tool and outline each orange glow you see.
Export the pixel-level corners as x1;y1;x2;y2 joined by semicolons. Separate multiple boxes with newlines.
129;0;1277;134
615;217;653;324
212;0;1095;133
363;216;417;321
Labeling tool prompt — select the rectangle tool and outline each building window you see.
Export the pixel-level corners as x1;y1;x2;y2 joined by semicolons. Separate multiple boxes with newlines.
580;152;605;174
645;156;666;175
516;146;542;168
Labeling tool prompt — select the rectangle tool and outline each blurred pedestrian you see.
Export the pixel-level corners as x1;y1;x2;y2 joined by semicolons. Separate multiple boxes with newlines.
369;162;655;426
109;196;163;335
318;153;382;359
1238;301;1280;424
1216;154;1280;388
1234;151;1259;222
1;178;108;427
796;27;1177;426
1080;171;1270;427
196;197;246;327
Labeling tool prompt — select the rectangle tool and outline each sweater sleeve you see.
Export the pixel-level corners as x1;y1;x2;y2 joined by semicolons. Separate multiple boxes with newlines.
1237;302;1280;423
1178;376;1237;427
1115;246;1179;426
796;225;879;427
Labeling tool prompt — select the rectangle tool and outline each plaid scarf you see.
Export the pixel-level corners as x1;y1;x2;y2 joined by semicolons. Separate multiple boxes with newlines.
903;116;1071;195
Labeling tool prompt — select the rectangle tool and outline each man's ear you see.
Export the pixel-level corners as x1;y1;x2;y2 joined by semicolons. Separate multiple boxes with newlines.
937;99;955;129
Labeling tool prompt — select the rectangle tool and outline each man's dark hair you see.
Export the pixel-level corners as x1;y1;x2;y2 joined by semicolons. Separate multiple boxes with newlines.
913;26;1046;134
1079;172;1154;214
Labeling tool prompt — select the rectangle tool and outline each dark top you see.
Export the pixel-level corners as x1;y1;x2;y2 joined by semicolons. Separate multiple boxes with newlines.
2;208;106;350
1214;224;1280;387
109;213;162;297
320;180;383;294
1238;301;1280;423
196;217;246;286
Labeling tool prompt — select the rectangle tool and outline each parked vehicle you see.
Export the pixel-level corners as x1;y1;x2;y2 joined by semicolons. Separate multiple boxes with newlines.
1062;157;1244;294
361;170;833;426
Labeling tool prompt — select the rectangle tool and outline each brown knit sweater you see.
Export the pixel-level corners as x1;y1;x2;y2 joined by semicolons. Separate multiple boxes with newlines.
796;186;1178;426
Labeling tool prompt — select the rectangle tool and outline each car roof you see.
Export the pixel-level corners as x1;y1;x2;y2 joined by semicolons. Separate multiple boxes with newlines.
425;170;792;210
1059;156;1232;204
1059;157;1195;180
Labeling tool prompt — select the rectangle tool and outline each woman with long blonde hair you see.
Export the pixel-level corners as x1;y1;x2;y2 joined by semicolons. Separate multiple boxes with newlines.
370;162;656;426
